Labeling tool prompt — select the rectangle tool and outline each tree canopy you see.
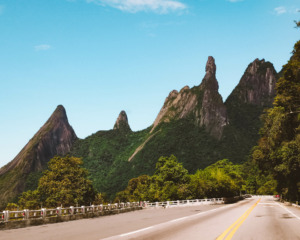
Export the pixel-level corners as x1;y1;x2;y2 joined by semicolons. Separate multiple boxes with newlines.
17;156;96;209
251;40;300;202
115;156;244;202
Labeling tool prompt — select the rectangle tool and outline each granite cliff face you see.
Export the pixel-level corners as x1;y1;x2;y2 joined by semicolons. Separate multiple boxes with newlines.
113;111;131;132
198;56;228;139
0;105;77;208
151;56;227;139
226;59;277;106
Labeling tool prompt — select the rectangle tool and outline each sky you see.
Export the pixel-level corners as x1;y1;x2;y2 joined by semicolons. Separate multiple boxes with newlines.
0;0;299;168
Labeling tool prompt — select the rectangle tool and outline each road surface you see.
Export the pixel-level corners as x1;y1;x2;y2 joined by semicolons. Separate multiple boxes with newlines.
1;196;300;240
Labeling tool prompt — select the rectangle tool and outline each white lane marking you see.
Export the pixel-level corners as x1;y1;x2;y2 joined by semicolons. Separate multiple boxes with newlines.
169;216;189;223
102;201;252;239
258;203;277;205
276;203;300;220
120;226;154;237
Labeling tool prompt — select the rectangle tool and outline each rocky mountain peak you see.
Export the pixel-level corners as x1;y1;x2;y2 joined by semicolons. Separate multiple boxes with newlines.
198;56;227;139
0;105;78;208
114;111;131;132
205;56;217;74
201;56;219;92
150;56;227;139
226;58;277;106
48;105;67;122
0;105;77;175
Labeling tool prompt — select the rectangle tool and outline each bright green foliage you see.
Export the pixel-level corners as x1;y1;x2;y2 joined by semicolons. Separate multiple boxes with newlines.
18;190;41;210
190;159;243;198
38;156;96;207
5;203;19;211
94;193;108;205
155;155;190;185
17;156;96;209
252;40;300;201
115;156;243;201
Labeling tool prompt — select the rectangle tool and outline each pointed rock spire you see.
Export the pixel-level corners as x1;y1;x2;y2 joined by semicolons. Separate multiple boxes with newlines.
114;111;131;132
201;56;219;92
0;105;77;208
205;56;216;74
0;104;77;176
48;105;68;122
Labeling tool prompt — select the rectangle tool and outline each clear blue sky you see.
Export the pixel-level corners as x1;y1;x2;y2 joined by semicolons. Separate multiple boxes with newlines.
0;0;299;167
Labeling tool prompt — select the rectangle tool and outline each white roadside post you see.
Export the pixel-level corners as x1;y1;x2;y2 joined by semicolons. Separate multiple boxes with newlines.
41;208;46;219
56;207;62;216
70;206;74;215
4;210;10;222
23;209;29;220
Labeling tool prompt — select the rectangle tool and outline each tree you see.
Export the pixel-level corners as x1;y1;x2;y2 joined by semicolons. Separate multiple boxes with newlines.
190;160;242;198
252;39;300;201
114;155;191;202
17;156;96;209
18;190;40;209
38;156;96;207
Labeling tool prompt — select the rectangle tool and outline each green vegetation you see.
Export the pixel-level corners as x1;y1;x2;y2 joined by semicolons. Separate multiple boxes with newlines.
70;110;265;201
15;156;96;209
250;40;300;202
115;156;244;202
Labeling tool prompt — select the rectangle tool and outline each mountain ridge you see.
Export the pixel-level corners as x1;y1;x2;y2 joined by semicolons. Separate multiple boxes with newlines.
0;56;279;207
0;105;77;209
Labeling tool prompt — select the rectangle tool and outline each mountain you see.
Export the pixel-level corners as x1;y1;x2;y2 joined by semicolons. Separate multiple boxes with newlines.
151;56;227;139
0;105;77;209
0;57;279;206
70;56;278;198
114;111;132;132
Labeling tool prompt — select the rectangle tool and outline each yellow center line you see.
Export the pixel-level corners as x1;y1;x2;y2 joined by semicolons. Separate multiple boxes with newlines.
216;199;261;240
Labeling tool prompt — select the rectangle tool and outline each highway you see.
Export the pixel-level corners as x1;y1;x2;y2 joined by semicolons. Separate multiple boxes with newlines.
1;196;300;240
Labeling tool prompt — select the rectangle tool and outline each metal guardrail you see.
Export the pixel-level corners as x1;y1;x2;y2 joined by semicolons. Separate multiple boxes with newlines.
1;202;141;223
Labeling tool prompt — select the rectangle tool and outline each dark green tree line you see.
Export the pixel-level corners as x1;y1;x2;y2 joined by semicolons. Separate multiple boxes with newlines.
251;38;300;202
115;156;244;202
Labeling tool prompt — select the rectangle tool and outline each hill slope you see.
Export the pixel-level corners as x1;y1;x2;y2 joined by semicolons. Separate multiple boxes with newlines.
71;57;278;198
0;105;77;209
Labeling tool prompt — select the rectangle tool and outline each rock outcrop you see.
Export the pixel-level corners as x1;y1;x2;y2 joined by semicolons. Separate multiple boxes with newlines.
226;59;277;106
0;105;77;175
113;111;131;132
151;56;227;139
0;105;77;209
198;56;228;139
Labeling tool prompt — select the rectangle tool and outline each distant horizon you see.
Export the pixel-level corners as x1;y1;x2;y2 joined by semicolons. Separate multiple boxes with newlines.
0;0;299;167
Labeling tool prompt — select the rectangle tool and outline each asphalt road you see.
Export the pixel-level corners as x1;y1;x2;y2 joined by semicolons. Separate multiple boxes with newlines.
1;196;300;240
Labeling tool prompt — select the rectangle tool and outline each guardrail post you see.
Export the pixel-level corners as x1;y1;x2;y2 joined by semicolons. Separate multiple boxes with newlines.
100;204;103;212
70;206;74;215
91;205;95;213
187;200;190;205
41;208;46;219
56;207;62;216
81;206;85;214
156;202;159;208
167;201;170;208
4;210;10;222
23;209;29;220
